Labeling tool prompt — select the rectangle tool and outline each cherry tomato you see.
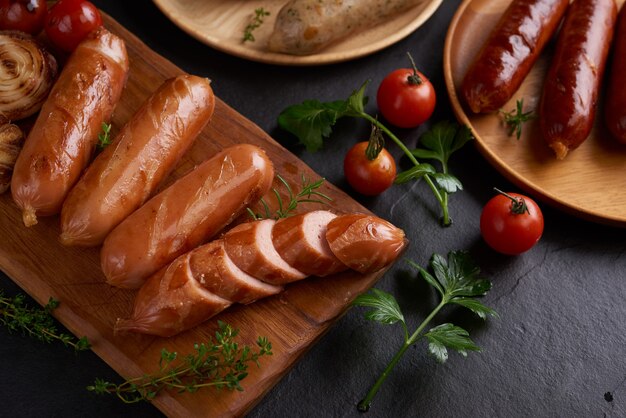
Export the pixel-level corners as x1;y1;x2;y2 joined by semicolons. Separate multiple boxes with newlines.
377;67;436;128
0;0;47;34
44;0;102;52
344;142;396;196
480;190;544;255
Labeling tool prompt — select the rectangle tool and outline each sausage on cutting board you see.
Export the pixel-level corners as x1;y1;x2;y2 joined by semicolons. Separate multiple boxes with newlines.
60;75;215;247
538;0;617;159
11;27;129;226
461;0;570;113
267;0;422;55
101;143;275;290
604;4;626;144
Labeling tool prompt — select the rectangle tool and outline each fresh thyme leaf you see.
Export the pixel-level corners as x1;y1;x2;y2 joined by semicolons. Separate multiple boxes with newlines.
247;174;332;220
88;322;272;403
424;323;480;363
353;288;406;327
0;291;91;352
242;8;270;43
499;98;535;140
96;122;112;151
354;250;496;411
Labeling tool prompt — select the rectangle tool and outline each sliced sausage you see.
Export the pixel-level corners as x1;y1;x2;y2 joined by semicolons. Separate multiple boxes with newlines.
101;144;275;289
224;219;307;285
461;0;569;113
271;210;347;277
539;0;617;159
326;214;407;274
11;27;129;226
59;75;215;247
189;239;282;304
604;5;626;144
114;252;231;338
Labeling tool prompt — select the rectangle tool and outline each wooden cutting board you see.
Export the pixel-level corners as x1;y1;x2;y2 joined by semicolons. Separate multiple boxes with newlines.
0;15;390;417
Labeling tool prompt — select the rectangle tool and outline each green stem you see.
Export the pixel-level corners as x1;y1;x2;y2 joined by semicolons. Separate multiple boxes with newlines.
359;112;450;226
357;299;447;412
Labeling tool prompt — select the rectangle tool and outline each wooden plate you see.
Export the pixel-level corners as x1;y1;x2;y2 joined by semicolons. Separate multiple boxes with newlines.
0;14;394;417
444;0;626;227
151;0;443;65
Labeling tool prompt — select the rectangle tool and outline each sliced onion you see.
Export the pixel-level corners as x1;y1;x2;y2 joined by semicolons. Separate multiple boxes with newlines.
0;31;58;121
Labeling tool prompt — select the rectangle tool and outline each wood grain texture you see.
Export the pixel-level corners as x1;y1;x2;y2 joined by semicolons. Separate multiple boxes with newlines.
0;15;392;417
151;0;443;65
444;0;626;226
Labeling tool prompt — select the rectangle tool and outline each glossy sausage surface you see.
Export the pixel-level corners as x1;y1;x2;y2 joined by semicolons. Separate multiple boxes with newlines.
461;0;569;114
60;75;215;247
11;27;129;226
101;144;275;289
539;0;617;159
604;5;626;144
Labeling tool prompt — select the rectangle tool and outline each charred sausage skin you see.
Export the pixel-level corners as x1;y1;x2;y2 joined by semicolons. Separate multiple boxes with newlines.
461;0;569;114
539;0;617;159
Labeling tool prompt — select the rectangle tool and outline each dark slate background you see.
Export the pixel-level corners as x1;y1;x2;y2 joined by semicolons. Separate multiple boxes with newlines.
1;0;624;416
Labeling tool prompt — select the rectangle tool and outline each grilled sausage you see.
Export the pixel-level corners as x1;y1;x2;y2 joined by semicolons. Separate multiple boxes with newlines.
223;219;307;285
271;210;347;277
267;0;422;55
101;144;275;289
59;75;215;247
539;0;617;159
325;214;407;274
11;27;129;226
604;5;626;144
461;0;569;114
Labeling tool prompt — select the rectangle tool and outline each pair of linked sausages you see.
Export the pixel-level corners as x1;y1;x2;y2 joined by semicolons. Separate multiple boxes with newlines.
9;26;407;338
461;0;625;159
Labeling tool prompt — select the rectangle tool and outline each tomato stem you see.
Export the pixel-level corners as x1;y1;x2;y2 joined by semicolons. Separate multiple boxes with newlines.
494;187;529;215
406;52;423;86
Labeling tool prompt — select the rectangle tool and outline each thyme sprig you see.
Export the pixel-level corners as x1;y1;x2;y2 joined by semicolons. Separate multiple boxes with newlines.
353;251;497;411
499;98;535;140
96;122;112;151
88;321;272;403
0;291;90;351
247;174;332;220
242;8;270;43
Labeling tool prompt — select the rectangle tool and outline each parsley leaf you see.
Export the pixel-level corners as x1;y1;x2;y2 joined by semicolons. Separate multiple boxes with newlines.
425;323;481;363
353;288;406;327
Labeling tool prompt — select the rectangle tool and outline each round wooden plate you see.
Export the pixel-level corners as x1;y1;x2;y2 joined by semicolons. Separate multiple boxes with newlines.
444;0;626;227
152;0;443;66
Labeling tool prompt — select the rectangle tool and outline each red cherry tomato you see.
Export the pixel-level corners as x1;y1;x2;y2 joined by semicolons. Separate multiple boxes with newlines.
480;190;544;255
377;67;436;128
344;142;396;196
44;0;102;52
0;0;47;34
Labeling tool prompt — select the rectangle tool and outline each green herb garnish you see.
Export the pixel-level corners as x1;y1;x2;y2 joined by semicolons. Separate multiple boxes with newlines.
88;321;272;403
247;174;332;220
353;250;497;411
0;291;90;352
277;82;472;226
243;8;270;43
96;122;112;151
500;98;535;140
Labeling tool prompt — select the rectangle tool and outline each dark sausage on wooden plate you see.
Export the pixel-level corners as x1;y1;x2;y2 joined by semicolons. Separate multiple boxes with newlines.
461;0;569;114
11;27;129;226
539;0;617;159
604;4;626;144
101;144;275;290
60;75;215;247
117;213;407;337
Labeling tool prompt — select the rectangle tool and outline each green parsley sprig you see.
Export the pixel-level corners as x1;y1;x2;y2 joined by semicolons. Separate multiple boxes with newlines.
499;98;535;140
353;251;497;411
243;8;270;43
88;321;272;403
277;82;472;226
247;174;332;220
0;291;91;352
